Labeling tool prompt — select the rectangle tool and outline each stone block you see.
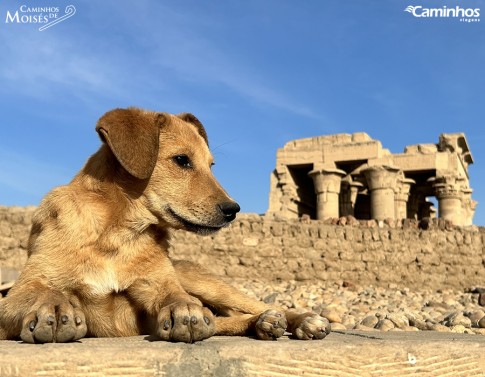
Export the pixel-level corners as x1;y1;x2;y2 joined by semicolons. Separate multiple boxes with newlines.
361;250;386;263
270;223;284;237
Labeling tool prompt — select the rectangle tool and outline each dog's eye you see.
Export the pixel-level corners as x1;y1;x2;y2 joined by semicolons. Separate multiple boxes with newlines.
173;155;192;168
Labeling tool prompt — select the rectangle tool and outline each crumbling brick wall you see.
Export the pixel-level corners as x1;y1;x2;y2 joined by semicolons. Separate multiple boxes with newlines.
1;206;484;289
0;206;36;283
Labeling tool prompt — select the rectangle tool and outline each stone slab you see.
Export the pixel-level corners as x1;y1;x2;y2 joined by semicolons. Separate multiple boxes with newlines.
1;331;485;376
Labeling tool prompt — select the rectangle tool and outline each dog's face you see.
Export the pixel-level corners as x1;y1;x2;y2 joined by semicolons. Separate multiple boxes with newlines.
96;108;240;234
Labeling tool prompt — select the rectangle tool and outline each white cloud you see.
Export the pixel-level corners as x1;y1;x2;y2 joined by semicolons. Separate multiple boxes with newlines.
0;26;133;102
0;1;321;119
151;32;321;119
109;1;323;119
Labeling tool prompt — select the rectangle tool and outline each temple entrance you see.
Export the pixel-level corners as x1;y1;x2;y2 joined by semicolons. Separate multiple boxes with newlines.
354;193;371;220
287;164;316;219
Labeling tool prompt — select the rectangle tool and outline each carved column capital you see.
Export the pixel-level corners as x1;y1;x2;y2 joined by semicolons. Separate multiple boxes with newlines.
394;178;415;202
362;165;400;191
433;175;464;200
308;168;346;220
362;165;400;220
394;178;415;219
308;168;346;195
340;180;364;217
433;175;466;225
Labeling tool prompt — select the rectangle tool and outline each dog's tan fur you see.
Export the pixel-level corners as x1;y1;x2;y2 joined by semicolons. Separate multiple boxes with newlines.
0;108;330;343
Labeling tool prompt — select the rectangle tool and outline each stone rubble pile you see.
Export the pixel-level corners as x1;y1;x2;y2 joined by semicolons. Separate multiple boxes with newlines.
230;279;485;335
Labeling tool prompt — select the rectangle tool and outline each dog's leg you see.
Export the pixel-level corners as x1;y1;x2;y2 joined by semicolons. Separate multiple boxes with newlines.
0;278;87;343
173;260;287;339
126;257;216;343
173;260;330;340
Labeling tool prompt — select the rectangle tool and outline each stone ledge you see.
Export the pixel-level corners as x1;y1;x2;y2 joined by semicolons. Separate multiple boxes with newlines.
1;331;485;376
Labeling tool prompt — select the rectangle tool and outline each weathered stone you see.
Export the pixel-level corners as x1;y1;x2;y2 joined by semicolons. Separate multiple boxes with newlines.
409;318;428;331
450;325;467;333
430;324;452;332
360;315;379;328
329;322;346;331
375;319;395;332
353;324;378;332
386;313;410;329
443;312;472;328
402;326;420;332
467;310;485;327
479;293;485;307
321;310;342;324
478;316;485;329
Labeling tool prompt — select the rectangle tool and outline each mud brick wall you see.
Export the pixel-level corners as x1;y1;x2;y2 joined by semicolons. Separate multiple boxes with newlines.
1;206;484;289
0;206;36;283
170;214;485;290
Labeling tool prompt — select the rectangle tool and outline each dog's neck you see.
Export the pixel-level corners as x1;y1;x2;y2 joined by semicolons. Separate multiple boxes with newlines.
72;146;164;246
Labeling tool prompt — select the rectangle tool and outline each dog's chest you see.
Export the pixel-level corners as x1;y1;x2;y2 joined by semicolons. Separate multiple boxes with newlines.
83;261;128;296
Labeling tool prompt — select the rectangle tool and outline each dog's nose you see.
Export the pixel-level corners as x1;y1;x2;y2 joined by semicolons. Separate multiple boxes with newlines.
218;202;240;221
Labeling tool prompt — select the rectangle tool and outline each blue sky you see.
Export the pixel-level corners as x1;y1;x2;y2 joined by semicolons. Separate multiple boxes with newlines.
1;0;484;224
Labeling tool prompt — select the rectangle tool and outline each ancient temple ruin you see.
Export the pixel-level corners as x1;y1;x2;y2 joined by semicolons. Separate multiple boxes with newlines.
267;132;476;226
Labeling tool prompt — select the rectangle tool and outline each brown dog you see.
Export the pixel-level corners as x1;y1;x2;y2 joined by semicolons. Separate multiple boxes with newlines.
0;108;330;343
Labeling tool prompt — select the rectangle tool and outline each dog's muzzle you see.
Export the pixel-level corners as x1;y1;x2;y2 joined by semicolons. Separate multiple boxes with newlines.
168;201;240;235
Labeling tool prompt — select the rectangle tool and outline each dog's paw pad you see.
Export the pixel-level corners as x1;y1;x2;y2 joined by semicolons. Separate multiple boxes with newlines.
255;309;287;340
157;303;215;343
292;313;331;340
20;304;87;344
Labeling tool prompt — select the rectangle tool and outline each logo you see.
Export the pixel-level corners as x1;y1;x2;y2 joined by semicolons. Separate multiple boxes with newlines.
5;5;76;31
404;5;481;23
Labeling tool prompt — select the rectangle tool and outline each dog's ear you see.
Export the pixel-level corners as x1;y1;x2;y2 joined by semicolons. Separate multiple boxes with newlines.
96;108;168;179
177;113;209;146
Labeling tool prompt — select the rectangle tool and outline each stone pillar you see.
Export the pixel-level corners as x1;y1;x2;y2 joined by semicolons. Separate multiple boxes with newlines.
433;176;463;226
308;168;346;220
461;188;477;226
340;180;364;217
362;166;400;221
270;166;299;218
394;178;415;219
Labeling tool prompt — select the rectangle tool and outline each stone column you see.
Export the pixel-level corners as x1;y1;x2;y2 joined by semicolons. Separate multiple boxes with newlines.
394;178;415;219
433;176;463;226
308;168;346;220
340;180;363;217
270;166;299;218
362;166;400;221
461;188;477;226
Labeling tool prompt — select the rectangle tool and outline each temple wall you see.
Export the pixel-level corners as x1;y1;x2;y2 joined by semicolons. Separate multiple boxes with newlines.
1;206;484;290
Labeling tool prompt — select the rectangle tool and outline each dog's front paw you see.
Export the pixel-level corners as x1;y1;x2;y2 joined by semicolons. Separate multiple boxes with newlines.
289;312;331;340
20;302;87;344
156;303;215;343
254;309;287;340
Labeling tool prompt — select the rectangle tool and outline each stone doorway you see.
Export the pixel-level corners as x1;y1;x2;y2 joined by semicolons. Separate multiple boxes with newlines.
287;164;316;219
